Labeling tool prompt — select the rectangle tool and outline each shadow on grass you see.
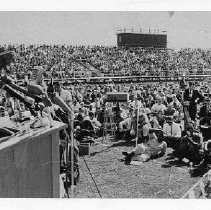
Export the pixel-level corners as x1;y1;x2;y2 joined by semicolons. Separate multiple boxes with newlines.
89;139;136;157
161;159;189;168
109;140;136;148
89;148;110;157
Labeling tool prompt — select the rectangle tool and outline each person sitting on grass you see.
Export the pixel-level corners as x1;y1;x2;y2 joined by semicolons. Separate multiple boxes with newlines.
163;115;182;151
75;114;97;144
178;123;203;165
84;111;102;134
122;128;167;164
199;110;211;141
190;140;211;177
116;110;135;141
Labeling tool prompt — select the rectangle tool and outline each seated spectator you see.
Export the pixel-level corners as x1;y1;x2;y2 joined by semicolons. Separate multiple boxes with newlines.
151;97;166;114
122;128;167;164
199;98;209;118
84;111;101;133
149;113;162;129
164;103;176;116
120;105;128;120
75;114;96;143
157;110;165;128
117;113;134;141
0;106;5;117
141;102;151;116
190;140;211;177
72;100;81;113
75;108;85;121
136;113;150;144
199;110;211;141
130;95;143;110
179;124;203;165
170;94;182;111
163;115;182;151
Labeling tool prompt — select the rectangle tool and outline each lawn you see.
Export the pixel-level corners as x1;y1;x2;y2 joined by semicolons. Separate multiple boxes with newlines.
70;137;200;198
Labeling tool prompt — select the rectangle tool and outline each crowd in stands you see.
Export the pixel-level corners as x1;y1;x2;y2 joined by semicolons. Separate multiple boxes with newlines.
2;44;211;80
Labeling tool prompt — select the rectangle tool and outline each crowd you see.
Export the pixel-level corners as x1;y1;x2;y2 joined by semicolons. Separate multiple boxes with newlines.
69;80;211;177
2;44;211;80
1;44;211;179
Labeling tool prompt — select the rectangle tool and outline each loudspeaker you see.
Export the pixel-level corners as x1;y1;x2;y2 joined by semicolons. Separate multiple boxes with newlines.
107;92;129;102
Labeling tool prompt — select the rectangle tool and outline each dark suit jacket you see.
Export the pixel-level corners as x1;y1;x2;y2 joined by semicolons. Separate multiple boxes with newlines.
183;89;204;105
199;105;208;118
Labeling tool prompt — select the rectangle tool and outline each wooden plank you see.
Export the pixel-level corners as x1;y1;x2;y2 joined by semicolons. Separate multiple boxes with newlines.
51;131;60;198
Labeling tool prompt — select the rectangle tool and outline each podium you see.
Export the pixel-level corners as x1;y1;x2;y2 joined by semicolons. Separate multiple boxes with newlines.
0;120;67;198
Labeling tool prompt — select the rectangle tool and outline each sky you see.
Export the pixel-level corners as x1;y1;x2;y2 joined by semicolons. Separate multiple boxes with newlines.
1;11;211;49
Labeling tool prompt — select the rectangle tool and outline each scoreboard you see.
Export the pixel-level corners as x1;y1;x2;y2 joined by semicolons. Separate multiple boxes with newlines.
117;33;167;48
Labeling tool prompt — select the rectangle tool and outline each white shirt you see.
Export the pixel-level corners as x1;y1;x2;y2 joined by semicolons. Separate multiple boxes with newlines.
151;103;166;113
163;122;181;137
131;100;143;109
143;107;151;115
59;89;72;106
119;117;132;131
120;109;128;119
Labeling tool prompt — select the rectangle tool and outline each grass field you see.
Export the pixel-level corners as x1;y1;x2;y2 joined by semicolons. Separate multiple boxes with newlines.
70;137;200;198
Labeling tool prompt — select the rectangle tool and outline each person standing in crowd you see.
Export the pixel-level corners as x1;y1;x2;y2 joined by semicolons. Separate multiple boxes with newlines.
183;82;204;121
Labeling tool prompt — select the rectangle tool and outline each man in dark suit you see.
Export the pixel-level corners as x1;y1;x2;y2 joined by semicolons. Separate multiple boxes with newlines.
183;82;204;121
